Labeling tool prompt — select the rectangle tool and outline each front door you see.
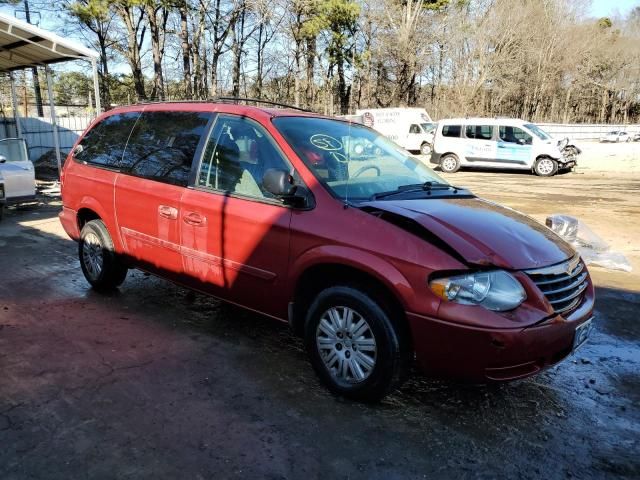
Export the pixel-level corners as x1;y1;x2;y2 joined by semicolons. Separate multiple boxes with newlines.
180;114;293;318
496;125;533;166
114;109;211;277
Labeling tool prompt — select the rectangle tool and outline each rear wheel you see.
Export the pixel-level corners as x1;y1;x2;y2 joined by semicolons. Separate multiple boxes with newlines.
79;219;128;290
440;154;460;173
304;285;410;402
533;157;558;177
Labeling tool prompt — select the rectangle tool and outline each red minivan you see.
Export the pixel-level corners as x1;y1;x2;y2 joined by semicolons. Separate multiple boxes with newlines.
59;101;595;401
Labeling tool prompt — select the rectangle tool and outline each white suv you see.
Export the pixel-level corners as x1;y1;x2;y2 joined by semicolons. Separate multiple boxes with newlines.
430;118;575;176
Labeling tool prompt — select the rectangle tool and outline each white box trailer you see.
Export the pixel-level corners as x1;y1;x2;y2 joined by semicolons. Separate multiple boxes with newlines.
355;108;435;155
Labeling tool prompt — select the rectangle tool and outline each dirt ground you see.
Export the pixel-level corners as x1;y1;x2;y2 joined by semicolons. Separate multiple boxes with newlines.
1;163;639;479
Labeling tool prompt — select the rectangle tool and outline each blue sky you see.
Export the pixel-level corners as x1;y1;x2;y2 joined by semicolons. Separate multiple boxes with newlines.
590;0;639;17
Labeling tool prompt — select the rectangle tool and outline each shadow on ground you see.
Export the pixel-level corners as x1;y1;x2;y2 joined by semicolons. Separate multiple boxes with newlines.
0;207;638;479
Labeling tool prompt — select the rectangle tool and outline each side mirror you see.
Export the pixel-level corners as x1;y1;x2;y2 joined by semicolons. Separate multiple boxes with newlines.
0;155;6;164
264;168;297;197
72;144;84;157
263;168;311;207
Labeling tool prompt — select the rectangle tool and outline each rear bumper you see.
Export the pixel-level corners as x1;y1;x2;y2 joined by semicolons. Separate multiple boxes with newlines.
59;206;80;240
5;193;37;204
407;300;594;382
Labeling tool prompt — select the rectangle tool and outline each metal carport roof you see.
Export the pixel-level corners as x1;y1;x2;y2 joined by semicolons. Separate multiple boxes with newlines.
0;12;100;175
0;12;98;71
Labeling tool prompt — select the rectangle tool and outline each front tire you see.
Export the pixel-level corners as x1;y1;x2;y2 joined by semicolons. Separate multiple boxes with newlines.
304;286;409;402
533;157;558;177
79;219;128;290
440;154;461;173
420;143;432;155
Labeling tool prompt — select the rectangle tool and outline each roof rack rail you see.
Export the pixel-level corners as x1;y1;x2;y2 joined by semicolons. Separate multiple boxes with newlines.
131;97;314;113
216;96;313;112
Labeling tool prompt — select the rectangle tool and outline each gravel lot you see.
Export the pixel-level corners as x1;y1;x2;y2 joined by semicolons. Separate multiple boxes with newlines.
1;162;639;479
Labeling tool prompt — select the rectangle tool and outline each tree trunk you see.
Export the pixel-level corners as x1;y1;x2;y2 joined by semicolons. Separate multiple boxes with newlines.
305;36;316;107
179;2;192;99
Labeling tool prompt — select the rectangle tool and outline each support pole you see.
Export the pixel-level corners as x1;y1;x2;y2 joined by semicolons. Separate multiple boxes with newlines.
92;59;101;114
45;65;62;176
9;72;22;138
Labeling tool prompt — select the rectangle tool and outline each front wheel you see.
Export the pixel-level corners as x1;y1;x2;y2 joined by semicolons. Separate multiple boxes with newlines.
304;286;410;402
440;154;461;173
420;143;432;155
533;157;558;177
79;219;128;290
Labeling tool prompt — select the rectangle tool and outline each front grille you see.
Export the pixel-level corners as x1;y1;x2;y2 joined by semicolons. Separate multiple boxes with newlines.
526;256;588;315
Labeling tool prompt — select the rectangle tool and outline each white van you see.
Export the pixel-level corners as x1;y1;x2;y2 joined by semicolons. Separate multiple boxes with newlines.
355;108;434;155
430;118;576;176
0;138;36;202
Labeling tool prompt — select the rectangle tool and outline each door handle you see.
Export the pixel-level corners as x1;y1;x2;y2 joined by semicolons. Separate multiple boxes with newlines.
158;205;178;220
183;212;206;226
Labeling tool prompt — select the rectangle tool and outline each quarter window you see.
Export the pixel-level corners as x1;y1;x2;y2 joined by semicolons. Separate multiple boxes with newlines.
75;112;140;168
465;125;493;140
499;126;532;145
197;115;292;199
442;125;462;138
120;111;211;186
409;124;421;134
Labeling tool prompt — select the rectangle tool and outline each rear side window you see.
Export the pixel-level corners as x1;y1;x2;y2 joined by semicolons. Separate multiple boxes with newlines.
120;111;211;186
75;112;140;168
442;125;461;138
465;125;493;140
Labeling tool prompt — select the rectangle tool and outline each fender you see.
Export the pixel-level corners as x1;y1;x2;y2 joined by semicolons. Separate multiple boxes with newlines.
76;195;124;253
289;244;416;309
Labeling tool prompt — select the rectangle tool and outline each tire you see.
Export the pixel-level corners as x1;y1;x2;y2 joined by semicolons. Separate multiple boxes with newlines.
533;157;558;177
420;143;432;155
440;154;460;173
79;219;128;290
304;285;410;402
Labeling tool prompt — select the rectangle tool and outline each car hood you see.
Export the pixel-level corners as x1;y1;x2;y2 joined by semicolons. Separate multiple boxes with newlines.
362;197;575;270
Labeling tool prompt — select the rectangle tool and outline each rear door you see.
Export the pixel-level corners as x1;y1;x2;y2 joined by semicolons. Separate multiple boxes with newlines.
496;125;533;166
463;124;496;165
114;109;212;277
0;138;34;199
179;114;293;317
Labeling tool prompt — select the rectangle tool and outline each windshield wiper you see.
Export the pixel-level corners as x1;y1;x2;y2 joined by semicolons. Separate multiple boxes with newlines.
372;182;458;200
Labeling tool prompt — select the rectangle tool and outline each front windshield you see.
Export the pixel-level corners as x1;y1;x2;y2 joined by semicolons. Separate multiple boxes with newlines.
272;116;447;201
524;123;551;140
421;123;436;134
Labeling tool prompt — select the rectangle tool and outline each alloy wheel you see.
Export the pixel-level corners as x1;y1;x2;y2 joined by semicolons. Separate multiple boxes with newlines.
82;232;103;280
537;158;555;175
316;306;377;384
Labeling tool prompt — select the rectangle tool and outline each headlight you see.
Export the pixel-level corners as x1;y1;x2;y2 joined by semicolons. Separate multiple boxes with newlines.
429;270;526;311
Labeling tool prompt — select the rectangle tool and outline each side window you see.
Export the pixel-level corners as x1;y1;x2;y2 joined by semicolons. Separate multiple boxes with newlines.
120;110;211;186
499;126;532;145
465;125;493;140
442;125;462;138
409;124;421;134
197;115;292;199
75;112;140;168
